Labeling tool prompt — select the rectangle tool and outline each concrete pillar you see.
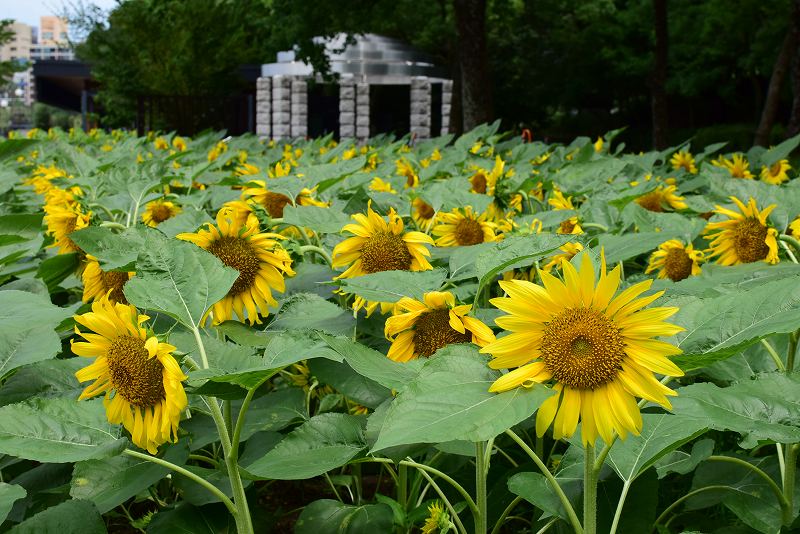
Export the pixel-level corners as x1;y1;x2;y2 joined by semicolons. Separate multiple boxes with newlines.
290;78;308;138
256;77;271;138
339;76;356;140
356;82;370;142
410;76;432;139
441;80;453;136
271;75;291;140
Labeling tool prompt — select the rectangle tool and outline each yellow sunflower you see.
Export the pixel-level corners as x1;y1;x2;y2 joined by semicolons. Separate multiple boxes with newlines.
225;180;327;224
44;203;91;254
469;156;505;195
432;206;498;246
704;196;779;265
332;203;434;315
635;185;687;212
421;501;450;534
713;154;754;179
645;240;704;282
548;189;576;210
760;160;791;185
153;137;169;151
482;253;684;444
396;159;419;188
557;216;583;235
72;295;188;454
542;242;584;271
142;199;182;227
82;256;135;303
369;177;397;194
385;291;495;362
594;137;604;152
178;207;295;324
412;197;436;231
790;216;800;236
670;150;698;174
172;136;187;152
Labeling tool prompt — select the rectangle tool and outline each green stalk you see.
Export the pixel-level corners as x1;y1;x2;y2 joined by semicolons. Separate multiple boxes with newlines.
653;485;733;529
784;445;798;527
779;234;800;260
416;467;468;534
397;464;408;511
583;444;597;534
298;244;333;266
490;496;522;534
787;330;798;372
761;339;786;371
706;455;790;522
475;441;488;533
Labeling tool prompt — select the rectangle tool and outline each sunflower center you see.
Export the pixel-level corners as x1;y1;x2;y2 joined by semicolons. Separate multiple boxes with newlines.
107;336;165;407
207;236;261;295
259;191;292;218
558;218;576;234
541;307;625;390
471;173;488;194
733;217;769;263
360;231;413;273
663;247;693;282
149;204;174;223
416;201;435;220
455;218;485;245
636;192;664;212
770;162;782;177
103;271;130;303
412;309;472;357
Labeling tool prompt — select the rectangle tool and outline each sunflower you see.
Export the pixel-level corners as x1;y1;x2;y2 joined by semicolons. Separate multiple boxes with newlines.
760;160;791;185
82;256;134;303
207;140;228;162
412;197;436;231
432;206;497;246
396;159;419;188
542;242;584;271
469;156;505;195
557;216;583;235
421;501;451;534
178;207;295;324
704;196;779;265
635;185;687;212
72;295;187;454
332;203;434;316
645;240;704;282
790;216;800;236
172;136;187;152
369;177;397;194
594;137;604;152
712;154;754;179
482;253;684;444
670;150;697;174
142;199;182;227
153;137;169;150
226;180;327;223
385;291;495;362
548;189;576;210
44;203;91;254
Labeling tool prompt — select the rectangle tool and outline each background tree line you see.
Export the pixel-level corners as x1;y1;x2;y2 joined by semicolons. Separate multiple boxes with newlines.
69;0;800;151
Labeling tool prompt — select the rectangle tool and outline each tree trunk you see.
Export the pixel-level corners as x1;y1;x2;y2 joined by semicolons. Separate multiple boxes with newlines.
453;0;493;131
651;0;669;150
755;10;797;146
786;0;800;137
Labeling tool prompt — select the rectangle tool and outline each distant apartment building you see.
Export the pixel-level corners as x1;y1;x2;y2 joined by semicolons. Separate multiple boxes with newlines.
0;21;33;63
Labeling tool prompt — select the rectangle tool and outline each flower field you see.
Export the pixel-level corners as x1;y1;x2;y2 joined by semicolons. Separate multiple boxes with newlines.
0;123;799;533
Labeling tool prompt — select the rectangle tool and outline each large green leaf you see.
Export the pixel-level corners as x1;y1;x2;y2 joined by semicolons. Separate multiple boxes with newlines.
309;359;392;409
336;269;448;303
7;499;105;534
294;499;394;534
124;232;238;328
245;413;366;480
599;232;673;265
0;483;26;524
0;358;84;406
671;373;800;448
146;503;235;534
283;204;351;234
474;235;569;291
268;292;354;335
370;345;553;451
507;472;569;521
68;226;149;270
0;398;124;463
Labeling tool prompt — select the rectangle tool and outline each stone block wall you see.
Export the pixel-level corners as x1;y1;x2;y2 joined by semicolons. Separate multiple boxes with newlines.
255;77;271;138
339;76;356;140
410;76;432;139
290;78;308;138
356;82;370;141
441;80;453;136
271;75;291;140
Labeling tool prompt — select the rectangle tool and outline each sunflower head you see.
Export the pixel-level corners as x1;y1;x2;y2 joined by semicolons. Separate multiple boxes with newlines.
482;252;684;444
369;177;397;194
542;242;584;271
421;501;451;534
385;291;495;362
670;150;697;174
82;256;135;303
704;196;779;265
557;216;583;235
432;206;497;246
635;185;687;212
760;159;791;185
713;154;754;179
44;203;91;254
548;189;575;210
142;199;182;227
72;295;187;454
646;239;704;281
396;159;418;188
412;197;436;231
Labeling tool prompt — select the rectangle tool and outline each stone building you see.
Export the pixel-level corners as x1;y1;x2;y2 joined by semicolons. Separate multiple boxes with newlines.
256;34;452;142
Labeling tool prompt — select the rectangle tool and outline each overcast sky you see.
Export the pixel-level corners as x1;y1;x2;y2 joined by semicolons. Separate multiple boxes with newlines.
0;0;118;28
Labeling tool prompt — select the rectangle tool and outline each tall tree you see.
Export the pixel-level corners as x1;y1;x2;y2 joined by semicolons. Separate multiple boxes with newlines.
0;20;26;86
453;0;493;131
786;0;800;137
651;0;669;149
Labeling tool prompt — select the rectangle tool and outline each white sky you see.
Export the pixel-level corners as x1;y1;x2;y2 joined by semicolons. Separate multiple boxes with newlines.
0;0;118;28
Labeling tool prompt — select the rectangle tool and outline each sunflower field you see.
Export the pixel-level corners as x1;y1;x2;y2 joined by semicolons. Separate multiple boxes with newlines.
0;122;799;534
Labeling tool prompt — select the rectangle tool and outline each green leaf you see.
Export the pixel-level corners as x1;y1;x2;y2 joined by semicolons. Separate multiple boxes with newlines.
0;213;43;238
309;359;392;409
269;293;354;335
68;226;149;270
146;503;235;533
671;372;800;448
370;345;554;451
655;438;714;478
7;499;105;534
604;414;708;483
124;232;238;328
0;397;124;463
760;133;800;166
508;472;569;521
0;483;26;524
245;413;366;480
283;205;351;234
294;499;394;534
154;207;213;238
0;358;84;406
302;157;367;191
0;139;37;162
36;252;79;291
337;269;448;303
598;232;671;265
70;442;189;513
474;235;569;291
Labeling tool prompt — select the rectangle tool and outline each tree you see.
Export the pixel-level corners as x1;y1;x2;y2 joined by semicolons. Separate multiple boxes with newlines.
651;0;669;149
0;20;26;86
453;0;493;130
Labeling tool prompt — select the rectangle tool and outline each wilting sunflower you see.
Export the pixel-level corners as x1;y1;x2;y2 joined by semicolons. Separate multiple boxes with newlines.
142;199;182;227
542;242;584;271
178;208;295;324
421;502;451;534
332;203;434;315
646;240;704;282
469;156;505;195
704;196;779;265
548;189;576;210
72;295;187;454
412;197;436;231
557;216;583;235
713;154;754;179
760;160;791;185
670;150;698;174
44;203;91;254
82;256;134;303
385;291;495;362
432;206;497;246
635;185;687;212
482;253;684;444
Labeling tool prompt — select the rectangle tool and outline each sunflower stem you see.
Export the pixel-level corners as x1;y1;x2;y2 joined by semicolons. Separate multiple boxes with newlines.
761;338;786;371
787;329;798;373
652;485;734;529
490;496;522;534
298;244;332;266
415;467;468;534
779;234;800;260
504;430;583;534
123;449;237;516
783;445;798;527
475;441;488;533
583;444;597;534
706;455;790;521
